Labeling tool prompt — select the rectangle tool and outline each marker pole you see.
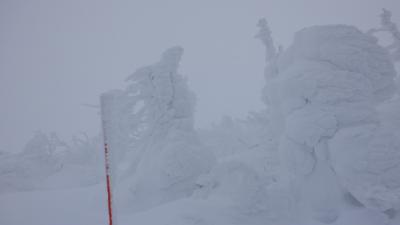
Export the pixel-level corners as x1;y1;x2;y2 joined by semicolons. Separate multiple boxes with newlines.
100;95;113;225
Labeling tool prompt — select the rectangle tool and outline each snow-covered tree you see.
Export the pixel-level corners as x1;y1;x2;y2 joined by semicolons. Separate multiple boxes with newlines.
21;131;66;173
186;22;290;224
369;9;400;94
255;19;286;146
115;46;215;212
369;9;400;62
255;18;279;70
259;23;399;223
255;18;280;104
0;130;106;193
0;132;67;193
23;131;65;156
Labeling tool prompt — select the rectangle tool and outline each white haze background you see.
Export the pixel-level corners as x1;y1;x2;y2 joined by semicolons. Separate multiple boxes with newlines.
1;0;399;153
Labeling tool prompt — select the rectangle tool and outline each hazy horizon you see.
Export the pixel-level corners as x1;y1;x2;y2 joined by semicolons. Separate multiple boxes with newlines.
1;0;399;152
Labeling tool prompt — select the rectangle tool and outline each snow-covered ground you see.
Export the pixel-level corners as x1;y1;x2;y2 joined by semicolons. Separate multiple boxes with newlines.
0;184;108;225
1;184;400;225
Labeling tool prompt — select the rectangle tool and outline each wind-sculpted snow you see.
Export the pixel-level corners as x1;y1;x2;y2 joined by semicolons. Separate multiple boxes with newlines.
279;25;396;103
265;24;400;223
116;46;216;212
329;97;400;212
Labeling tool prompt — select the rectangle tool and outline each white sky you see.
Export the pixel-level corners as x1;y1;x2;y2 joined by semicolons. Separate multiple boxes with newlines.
1;0;399;152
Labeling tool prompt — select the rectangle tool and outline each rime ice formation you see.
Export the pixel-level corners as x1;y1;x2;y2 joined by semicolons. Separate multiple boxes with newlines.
261;24;399;222
369;9;400;63
116;46;216;212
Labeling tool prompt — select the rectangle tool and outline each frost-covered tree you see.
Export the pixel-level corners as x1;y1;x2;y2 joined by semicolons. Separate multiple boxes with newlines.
259;23;399;223
123;47;196;136
0;130;106;193
255;18;285;145
255;18;279;102
369;9;400;62
0;131;67;193
22;131;66;172
115;46;215;212
187;22;289;223
369;9;400;94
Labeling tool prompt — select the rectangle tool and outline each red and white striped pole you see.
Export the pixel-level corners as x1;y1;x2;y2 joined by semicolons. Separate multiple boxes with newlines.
100;94;114;225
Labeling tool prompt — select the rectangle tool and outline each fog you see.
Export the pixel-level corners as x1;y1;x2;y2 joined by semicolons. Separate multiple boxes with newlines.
1;0;399;152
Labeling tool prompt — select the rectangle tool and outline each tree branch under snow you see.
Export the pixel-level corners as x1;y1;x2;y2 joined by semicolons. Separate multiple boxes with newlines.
369;9;400;62
255;18;279;80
